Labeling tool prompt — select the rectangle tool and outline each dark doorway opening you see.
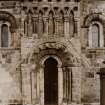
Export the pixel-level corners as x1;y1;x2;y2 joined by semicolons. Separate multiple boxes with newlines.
44;57;58;105
98;68;105;105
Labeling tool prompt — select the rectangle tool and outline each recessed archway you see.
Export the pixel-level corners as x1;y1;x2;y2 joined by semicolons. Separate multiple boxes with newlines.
39;55;63;105
44;57;58;105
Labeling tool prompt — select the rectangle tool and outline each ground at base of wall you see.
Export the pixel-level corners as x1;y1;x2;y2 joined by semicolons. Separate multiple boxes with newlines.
18;102;100;105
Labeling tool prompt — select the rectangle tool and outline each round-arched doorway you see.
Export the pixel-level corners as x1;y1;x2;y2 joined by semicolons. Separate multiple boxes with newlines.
44;57;58;105
39;55;63;105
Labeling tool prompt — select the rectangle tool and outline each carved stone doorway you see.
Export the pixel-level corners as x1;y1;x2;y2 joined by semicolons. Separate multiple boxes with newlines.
101;75;105;105
44;57;58;105
98;68;105;105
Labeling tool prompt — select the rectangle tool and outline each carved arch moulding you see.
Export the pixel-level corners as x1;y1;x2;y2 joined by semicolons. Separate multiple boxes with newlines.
22;6;75;16
0;11;17;32
83;13;105;27
81;13;105;49
26;42;81;68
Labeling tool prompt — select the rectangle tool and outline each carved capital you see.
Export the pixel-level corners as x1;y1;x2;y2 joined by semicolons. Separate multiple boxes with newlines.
64;15;69;22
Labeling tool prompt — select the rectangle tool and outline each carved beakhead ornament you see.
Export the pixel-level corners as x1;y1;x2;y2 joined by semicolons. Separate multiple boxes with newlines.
38;42;66;51
0;11;17;32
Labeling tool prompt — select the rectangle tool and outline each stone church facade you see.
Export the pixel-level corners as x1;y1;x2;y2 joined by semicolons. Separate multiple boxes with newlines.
0;0;105;105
